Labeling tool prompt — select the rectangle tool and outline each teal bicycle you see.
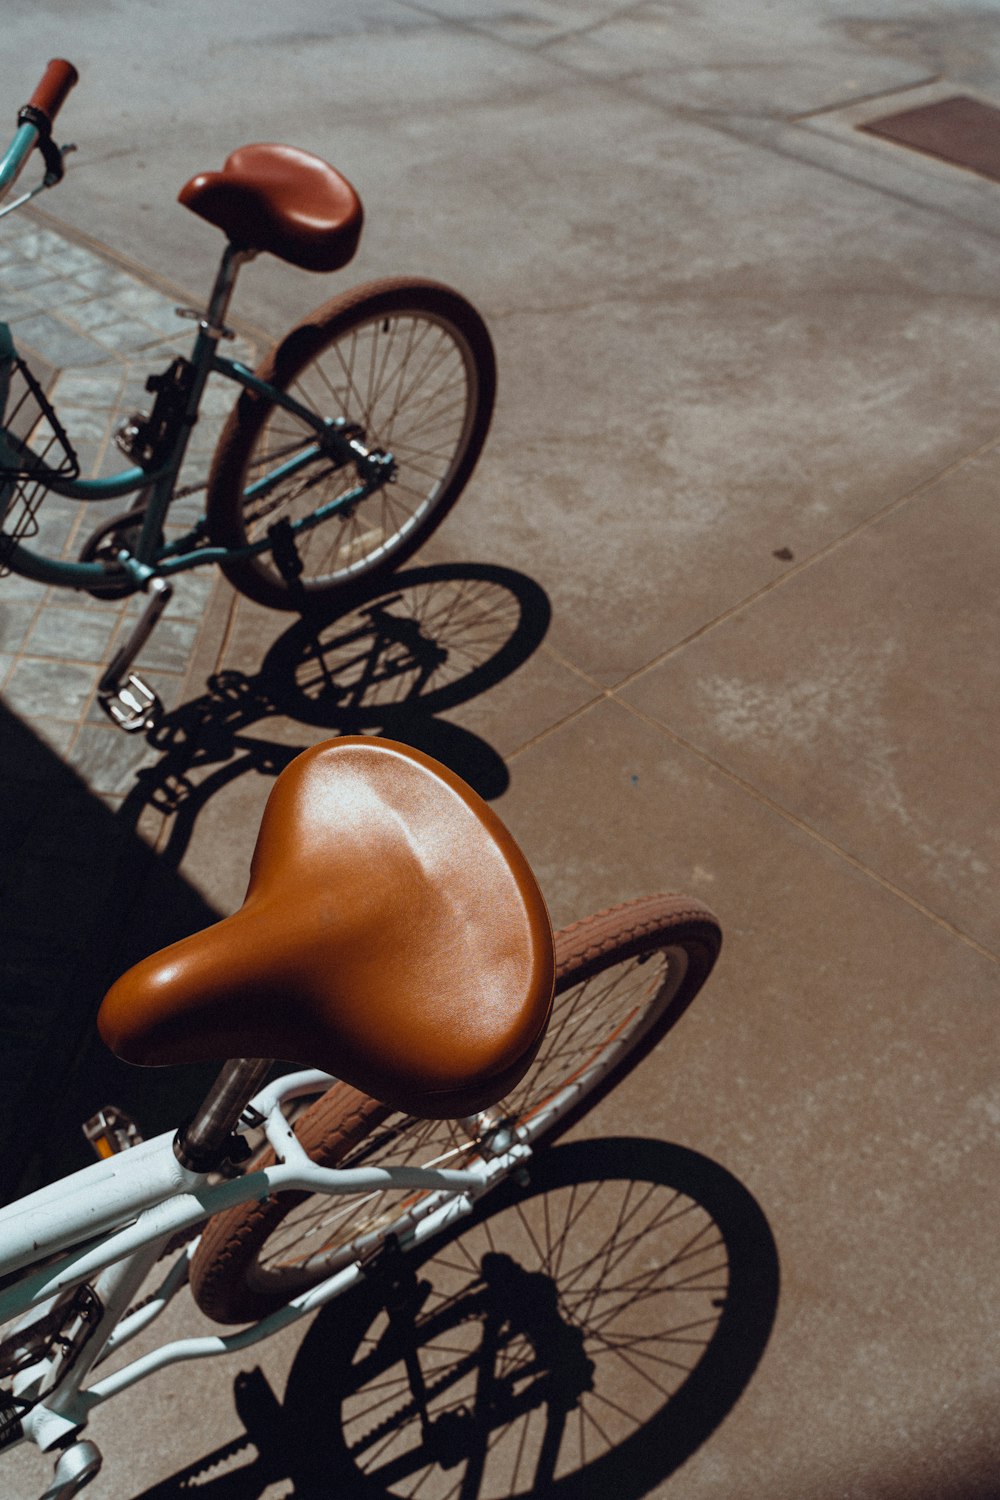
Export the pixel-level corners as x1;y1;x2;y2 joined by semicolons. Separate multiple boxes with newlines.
0;60;496;730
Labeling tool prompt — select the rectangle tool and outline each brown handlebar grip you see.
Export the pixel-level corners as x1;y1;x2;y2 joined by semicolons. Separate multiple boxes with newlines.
26;59;79;124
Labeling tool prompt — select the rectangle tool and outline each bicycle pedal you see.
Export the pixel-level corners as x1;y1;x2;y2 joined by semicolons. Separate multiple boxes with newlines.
45;1439;102;1499
82;1106;143;1159
98;673;162;733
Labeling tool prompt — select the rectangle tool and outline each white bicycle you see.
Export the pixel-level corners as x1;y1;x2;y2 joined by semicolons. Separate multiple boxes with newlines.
0;736;721;1498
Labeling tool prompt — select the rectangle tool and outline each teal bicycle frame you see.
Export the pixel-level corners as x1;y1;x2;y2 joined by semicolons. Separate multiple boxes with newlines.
0;109;395;595
0;244;394;594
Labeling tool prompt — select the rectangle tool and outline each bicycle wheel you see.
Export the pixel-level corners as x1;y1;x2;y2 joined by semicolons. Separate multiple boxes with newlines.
206;278;495;611
190;895;721;1325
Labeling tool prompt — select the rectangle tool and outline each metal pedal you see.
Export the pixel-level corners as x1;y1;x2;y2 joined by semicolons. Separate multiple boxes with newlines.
82;1106;143;1159
97;672;162;733
97;576;171;732
42;1440;102;1499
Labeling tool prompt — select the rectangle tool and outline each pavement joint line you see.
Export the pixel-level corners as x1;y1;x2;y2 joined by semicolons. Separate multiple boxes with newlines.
399;4;1000;252
614;693;1000;966
505;685;607;762
786;73;943;124
508;673;1000;966
701;107;1000;244
392;0;1000;245
612;420;1000;693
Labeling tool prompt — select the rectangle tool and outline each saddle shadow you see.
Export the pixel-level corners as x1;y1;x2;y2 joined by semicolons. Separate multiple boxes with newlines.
127;1137;781;1500
121;560;552;868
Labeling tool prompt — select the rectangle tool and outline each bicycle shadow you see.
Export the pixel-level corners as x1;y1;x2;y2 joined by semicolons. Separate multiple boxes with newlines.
128;1137;781;1500
0;561;550;1194
121;559;552;867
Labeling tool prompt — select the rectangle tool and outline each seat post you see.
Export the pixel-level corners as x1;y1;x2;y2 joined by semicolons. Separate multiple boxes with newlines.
188;242;255;344
174;1056;273;1173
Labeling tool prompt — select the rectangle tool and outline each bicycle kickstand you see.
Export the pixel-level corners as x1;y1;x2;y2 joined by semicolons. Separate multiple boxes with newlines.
97;576;172;733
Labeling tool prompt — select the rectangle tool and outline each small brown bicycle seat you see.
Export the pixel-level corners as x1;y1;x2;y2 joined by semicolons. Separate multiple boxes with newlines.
98;738;554;1119
178;144;364;273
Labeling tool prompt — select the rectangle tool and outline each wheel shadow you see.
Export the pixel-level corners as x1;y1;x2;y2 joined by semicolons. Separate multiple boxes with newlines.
0;561;550;1193
129;1137;781;1500
122;560;551;864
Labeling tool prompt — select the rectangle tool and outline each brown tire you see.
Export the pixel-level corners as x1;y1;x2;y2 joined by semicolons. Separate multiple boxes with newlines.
190;894;722;1324
205;278;496;610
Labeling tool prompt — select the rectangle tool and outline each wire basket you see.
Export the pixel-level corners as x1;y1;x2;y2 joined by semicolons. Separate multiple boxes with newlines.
0;356;80;577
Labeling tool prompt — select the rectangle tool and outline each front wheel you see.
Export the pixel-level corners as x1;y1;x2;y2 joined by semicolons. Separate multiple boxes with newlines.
189;895;721;1325
206;278;496;611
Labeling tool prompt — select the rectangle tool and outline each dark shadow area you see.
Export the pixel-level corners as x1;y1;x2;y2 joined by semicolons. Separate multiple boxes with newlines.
1;562;550;1197
121;561;551;866
128;1137;781;1500
0;703;222;1200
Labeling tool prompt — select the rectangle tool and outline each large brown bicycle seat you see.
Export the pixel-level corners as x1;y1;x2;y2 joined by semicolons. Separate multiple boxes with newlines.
98;738;554;1118
178;144;364;273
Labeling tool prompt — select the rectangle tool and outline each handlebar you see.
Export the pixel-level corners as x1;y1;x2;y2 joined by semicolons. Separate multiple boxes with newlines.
0;59;79;207
26;58;79;126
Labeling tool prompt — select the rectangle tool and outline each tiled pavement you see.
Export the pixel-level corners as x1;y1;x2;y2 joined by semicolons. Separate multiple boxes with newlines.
0;215;261;1191
0;216;259;798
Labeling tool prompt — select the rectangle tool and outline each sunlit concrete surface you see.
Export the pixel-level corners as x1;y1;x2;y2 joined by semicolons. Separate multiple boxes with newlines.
1;4;998;1497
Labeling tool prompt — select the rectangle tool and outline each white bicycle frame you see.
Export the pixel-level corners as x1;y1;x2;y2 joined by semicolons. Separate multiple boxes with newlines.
0;1068;531;1463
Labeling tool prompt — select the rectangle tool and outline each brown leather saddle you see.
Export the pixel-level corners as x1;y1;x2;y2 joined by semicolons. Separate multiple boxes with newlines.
178;143;363;272
98;738;555;1119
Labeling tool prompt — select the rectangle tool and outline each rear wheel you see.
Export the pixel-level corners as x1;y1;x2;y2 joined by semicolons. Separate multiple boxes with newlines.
190;895;722;1324
205;278;496;611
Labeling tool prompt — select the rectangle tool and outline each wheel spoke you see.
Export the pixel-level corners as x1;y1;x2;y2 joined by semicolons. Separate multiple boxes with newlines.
209;285;493;602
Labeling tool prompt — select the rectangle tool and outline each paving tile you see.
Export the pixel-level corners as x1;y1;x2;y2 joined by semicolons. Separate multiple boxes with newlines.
0;596;38;652
163;563;218;618
12;227;83;263
49;367;124;407
46;401;114;447
0;260;62;293
3;656;98;720
25;600;118;663
86;314;166;354
8;311;115;368
622;452;1000;953
114;281;187;334
0;569;46;600
71;263;142;297
30;500;83;556
66;720;161;796
132;612;201;673
63;293;133;332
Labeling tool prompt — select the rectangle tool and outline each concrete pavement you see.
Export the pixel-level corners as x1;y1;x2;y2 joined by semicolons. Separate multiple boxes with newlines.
1;3;998;1497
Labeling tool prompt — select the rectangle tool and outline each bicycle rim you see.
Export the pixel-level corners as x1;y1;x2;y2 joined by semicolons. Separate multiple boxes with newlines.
207;280;495;607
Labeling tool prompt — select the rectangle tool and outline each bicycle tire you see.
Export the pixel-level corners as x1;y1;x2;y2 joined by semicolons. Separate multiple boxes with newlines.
205;278;495;611
190;894;721;1325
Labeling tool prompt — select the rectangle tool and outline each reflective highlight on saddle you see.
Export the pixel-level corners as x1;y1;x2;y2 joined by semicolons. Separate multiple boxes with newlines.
98;738;555;1118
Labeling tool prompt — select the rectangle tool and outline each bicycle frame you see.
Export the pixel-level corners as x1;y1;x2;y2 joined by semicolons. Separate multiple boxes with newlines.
0;241;395;596
0;1066;530;1461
